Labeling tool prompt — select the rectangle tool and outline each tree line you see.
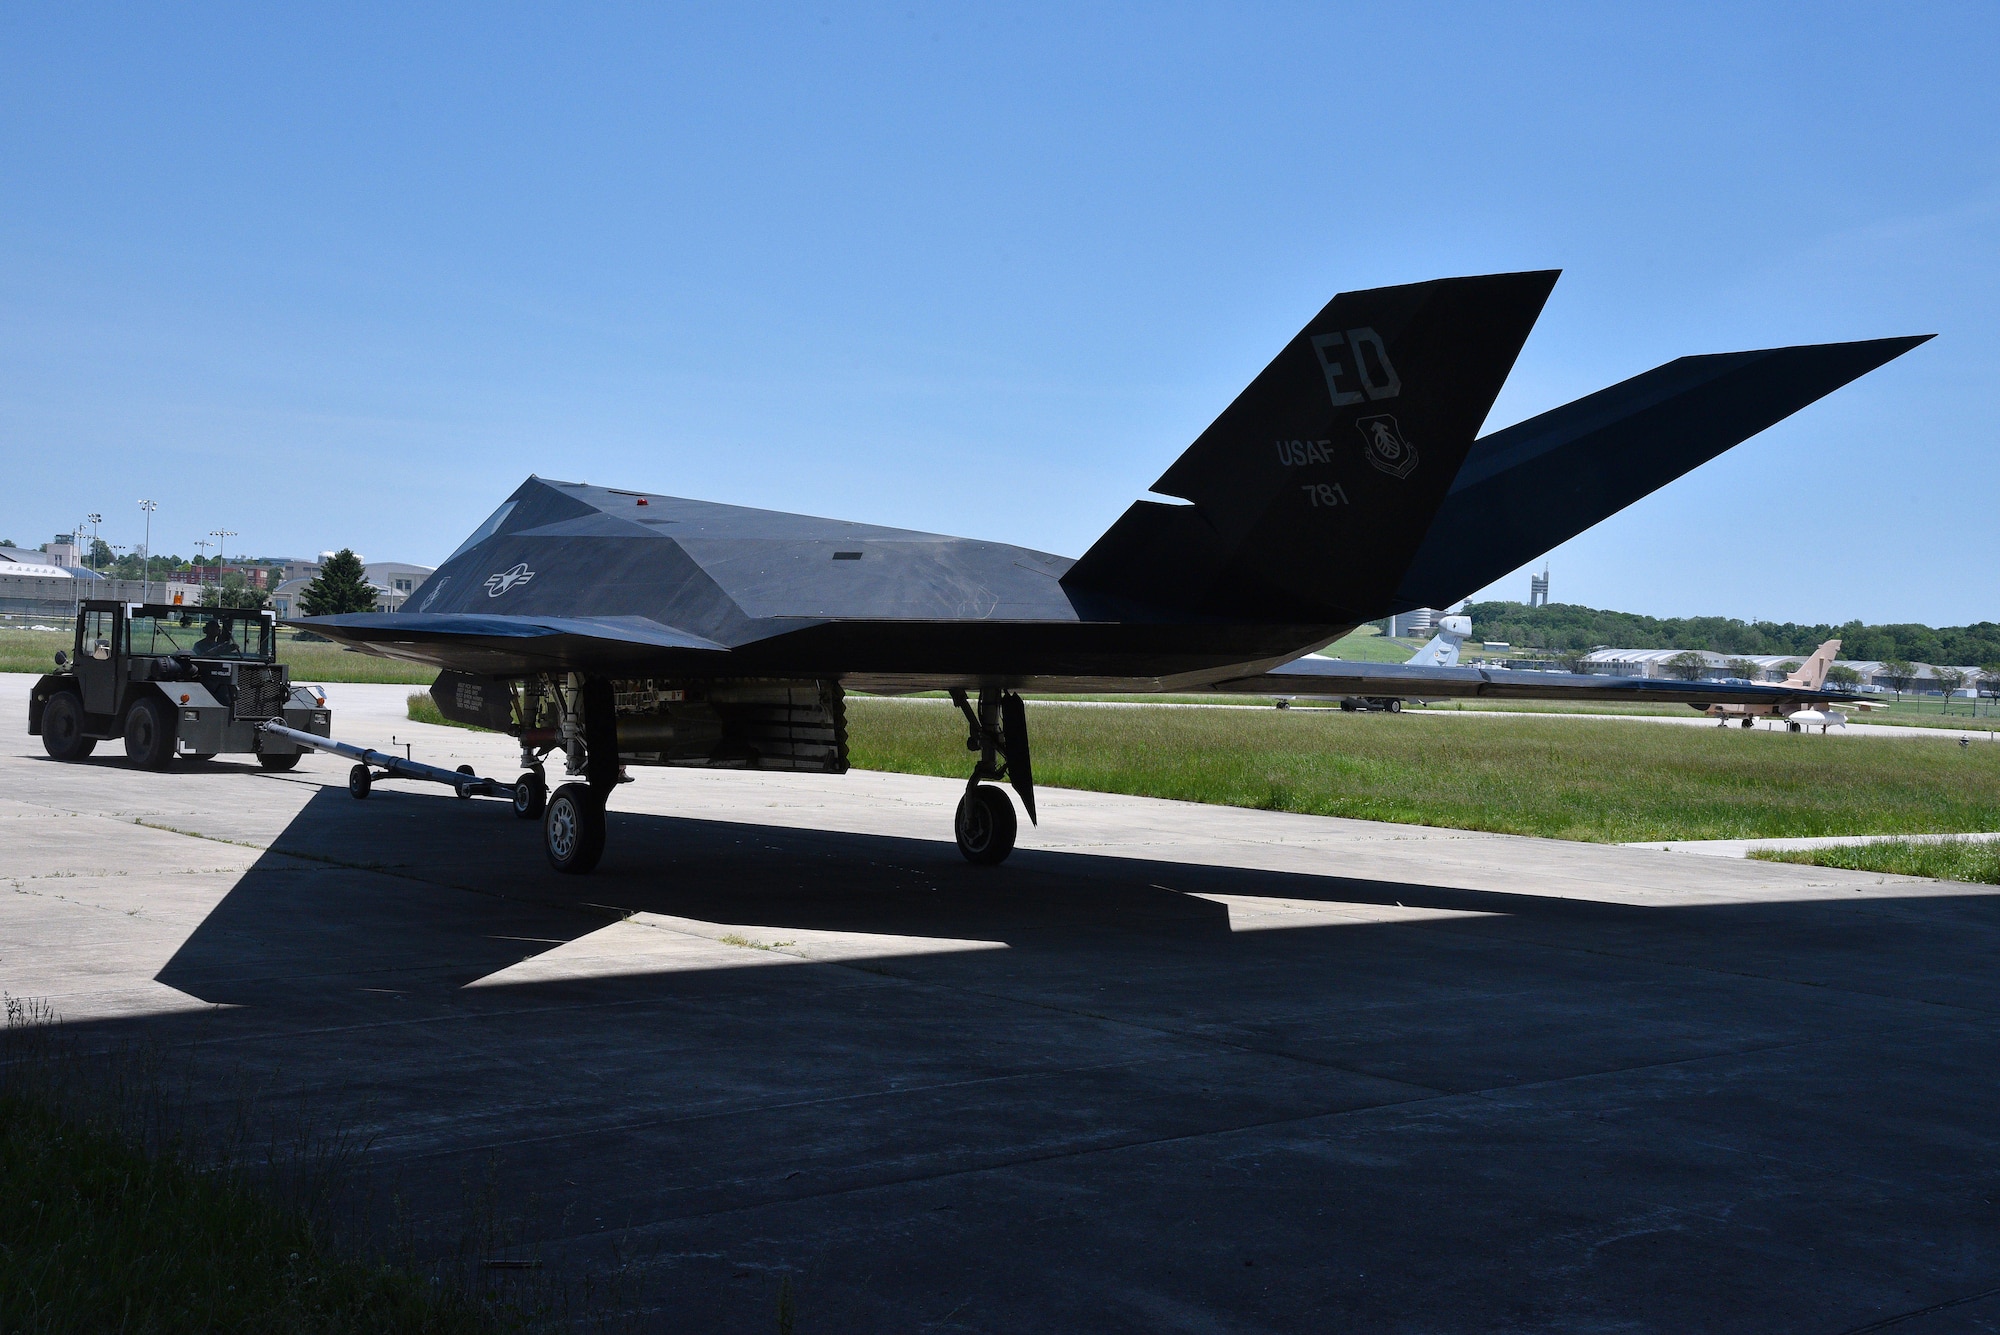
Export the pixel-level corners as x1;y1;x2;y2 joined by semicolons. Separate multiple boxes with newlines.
1461;601;2000;668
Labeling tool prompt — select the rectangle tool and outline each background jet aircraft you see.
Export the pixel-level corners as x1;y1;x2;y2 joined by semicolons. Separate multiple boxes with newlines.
1302;614;1470;712
1699;638;1881;728
300;271;1926;873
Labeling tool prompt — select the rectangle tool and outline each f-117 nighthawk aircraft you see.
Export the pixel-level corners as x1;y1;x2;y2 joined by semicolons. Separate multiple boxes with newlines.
299;271;1926;873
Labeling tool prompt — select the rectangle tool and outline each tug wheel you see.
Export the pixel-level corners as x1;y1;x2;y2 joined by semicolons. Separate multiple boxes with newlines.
512;771;547;820
41;692;95;761
257;752;300;771
954;785;1018;866
348;764;373;799
454;763;475;799
122;696;177;770
544;783;606;875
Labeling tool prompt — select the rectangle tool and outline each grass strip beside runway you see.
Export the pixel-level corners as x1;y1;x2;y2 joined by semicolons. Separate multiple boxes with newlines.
0;1095;512;1334
1750;838;2000;884
846;699;2000;844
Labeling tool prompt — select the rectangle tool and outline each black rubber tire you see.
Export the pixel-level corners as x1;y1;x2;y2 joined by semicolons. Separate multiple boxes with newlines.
454;762;475;799
1387;698;1403;713
1787;721;1802;733
1740;718;1754;729
1339;700;1357;713
258;752;301;771
512;771;547;820
954;785;1018;865
41;691;95;760
348;763;373;799
187;752;218;762
123;695;176;770
544;783;606;874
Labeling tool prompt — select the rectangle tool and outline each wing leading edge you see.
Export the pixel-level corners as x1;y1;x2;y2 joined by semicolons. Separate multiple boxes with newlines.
299;612;731;675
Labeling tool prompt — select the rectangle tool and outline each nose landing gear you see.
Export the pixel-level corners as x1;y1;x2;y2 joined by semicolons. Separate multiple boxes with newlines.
949;688;1036;865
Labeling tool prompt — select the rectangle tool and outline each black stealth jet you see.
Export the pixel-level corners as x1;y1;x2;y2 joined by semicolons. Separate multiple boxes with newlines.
301;271;1927;873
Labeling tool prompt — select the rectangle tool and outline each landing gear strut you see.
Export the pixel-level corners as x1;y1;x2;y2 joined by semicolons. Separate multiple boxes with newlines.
949;688;1035;865
542;675;621;875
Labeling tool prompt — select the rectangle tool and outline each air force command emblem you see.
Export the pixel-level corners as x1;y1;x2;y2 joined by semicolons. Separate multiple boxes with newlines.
1357;415;1418;479
485;563;536;597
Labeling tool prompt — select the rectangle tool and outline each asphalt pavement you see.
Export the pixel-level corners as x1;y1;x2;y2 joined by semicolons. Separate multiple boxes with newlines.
5;673;1999;1333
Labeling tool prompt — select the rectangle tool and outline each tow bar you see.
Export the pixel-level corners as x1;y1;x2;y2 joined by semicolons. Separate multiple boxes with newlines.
256;719;535;812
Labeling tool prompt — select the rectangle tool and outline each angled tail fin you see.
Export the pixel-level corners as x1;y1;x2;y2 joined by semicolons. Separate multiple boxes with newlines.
1405;614;1471;667
1062;271;1559;622
1784;639;1841;689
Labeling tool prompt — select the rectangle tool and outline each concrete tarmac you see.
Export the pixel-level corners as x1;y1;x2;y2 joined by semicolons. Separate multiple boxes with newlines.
5;673;2000;1332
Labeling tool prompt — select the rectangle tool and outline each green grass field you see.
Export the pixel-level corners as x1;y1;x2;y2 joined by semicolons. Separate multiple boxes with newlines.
407;691;489;729
1321;625;1424;662
1750;838;2000;885
0;625;437;684
0;1094;508;1333
846;699;2000;844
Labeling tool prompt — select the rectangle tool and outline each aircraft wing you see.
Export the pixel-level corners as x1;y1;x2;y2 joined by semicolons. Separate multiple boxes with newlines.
294;612;731;676
1210;656;1851;707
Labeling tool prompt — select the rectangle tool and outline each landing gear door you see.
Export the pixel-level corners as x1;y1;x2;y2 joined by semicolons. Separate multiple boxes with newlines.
75;606;121;715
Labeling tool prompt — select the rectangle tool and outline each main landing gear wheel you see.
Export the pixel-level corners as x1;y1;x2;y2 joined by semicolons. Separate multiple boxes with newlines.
348;764;373;799
955;784;1018;865
512;771;547;820
257;752;300;771
123;696;176;770
1387;698;1403;713
454;763;476;799
41;691;94;761
544;783;606;875
1741;718;1754;729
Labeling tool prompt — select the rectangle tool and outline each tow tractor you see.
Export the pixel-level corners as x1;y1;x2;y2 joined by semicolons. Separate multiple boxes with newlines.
30;601;331;767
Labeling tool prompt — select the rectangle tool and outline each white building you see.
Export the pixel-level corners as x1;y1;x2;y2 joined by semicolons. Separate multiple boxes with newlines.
270;561;436;617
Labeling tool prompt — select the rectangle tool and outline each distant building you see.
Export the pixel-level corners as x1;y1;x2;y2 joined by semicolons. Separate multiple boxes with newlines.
1529;566;1549;608
1391;608;1440;638
270;560;436;617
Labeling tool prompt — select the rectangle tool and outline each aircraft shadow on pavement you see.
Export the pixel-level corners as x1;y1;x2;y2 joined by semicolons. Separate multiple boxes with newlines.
151;780;2000;1018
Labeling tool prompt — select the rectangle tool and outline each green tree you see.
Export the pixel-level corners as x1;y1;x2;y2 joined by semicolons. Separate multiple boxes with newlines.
1932;665;1967;714
0;538;15;547
298;549;378;616
1879;659;1917;702
1825;664;1863;690
1662;650;1711;682
1725;658;1761;681
198;571;271;611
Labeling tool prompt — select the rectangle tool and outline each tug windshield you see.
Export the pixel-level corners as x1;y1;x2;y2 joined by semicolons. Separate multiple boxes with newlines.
128;609;274;662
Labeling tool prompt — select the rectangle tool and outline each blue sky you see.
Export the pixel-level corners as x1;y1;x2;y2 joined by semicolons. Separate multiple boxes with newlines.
2;4;1993;624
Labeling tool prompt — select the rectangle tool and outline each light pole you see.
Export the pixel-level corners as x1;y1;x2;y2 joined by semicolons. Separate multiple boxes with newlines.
85;514;102;577
209;530;238;598
138;500;157;604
